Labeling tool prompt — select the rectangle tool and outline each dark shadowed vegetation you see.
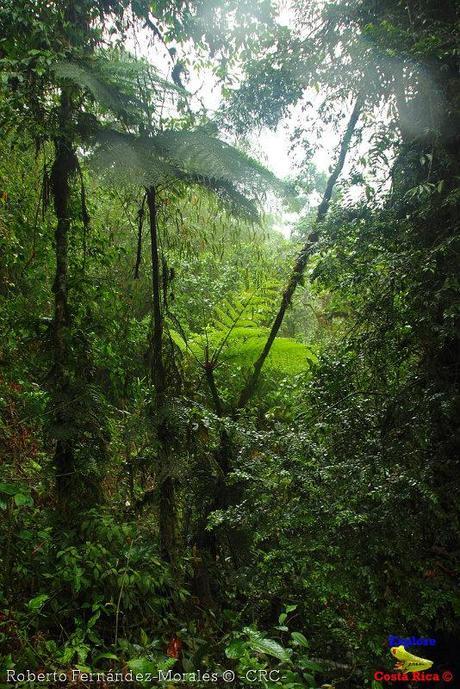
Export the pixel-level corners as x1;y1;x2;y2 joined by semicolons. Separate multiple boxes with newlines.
0;1;459;687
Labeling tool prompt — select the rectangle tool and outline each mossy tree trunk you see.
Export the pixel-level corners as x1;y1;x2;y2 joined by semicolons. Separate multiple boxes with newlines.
146;185;177;563
50;86;78;511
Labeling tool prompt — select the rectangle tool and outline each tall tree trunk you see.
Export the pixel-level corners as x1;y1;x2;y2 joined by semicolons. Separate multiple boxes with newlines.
50;87;77;509
146;185;177;563
192;368;233;605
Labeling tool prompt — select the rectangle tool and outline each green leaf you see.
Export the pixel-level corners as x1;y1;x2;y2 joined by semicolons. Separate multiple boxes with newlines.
87;610;101;628
225;639;246;659
0;483;18;496
169;329;188;352
94;652;119;663
250;637;291;662
290;632;309;648
75;665;91;673
14;492;33;507
60;646;75;664
298;657;323;671
27;594;49;612
127;658;156;674
245;629;291;662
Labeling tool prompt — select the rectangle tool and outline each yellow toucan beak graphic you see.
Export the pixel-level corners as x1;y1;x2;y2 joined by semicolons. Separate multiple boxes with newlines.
390;645;433;673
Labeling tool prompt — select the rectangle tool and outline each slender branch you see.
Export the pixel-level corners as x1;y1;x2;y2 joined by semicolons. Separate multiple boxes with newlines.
237;95;363;409
204;365;224;417
146;185;166;398
114;539;133;646
144;14;171;56
146;185;176;564
134;192;146;279
316;97;363;221
77;160;90;274
23;167;45;270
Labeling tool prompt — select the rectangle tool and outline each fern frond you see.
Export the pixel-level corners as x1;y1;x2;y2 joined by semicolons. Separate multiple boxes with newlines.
95;49;186;97
91;131;176;187
91;128;285;221
53;51;184;123
53;61;140;120
155;130;286;195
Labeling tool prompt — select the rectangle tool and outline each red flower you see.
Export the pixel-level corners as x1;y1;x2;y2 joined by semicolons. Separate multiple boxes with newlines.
167;637;182;659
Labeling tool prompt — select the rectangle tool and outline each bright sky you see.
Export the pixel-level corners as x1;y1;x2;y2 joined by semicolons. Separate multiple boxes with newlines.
127;0;342;236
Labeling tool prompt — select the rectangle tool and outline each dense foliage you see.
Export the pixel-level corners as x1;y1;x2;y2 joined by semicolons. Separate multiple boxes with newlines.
1;1;459;688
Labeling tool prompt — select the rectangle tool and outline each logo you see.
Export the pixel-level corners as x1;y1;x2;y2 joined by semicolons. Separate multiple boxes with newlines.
373;642;454;683
390;645;433;672
388;635;436;647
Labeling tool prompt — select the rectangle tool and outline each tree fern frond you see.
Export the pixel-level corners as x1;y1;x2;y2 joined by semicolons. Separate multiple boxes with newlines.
95;49;187;98
188;176;259;222
90;127;285;221
53;61;140;120
91;131;176;187
155;130;286;195
53;52;184;123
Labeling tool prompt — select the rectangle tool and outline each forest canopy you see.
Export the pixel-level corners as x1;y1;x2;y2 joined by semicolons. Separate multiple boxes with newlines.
0;1;459;688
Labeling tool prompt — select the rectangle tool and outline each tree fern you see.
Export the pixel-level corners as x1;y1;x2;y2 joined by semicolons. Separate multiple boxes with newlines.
170;289;318;377
153;130;284;194
92;129;284;189
54;48;288;221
